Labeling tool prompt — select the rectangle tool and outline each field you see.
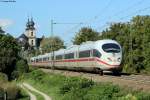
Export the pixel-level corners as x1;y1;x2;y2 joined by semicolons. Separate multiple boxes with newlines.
20;67;150;100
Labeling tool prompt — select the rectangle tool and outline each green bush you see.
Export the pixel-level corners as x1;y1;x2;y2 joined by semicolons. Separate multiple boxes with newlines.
22;68;150;100
84;83;120;100
16;59;29;73
135;92;150;100
60;77;94;94
11;59;29;79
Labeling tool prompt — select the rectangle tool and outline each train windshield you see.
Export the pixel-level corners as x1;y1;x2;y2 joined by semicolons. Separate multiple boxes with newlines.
102;43;120;53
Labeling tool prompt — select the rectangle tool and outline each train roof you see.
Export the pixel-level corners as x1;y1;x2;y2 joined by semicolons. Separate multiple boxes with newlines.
79;41;95;51
55;49;65;55
30;39;120;58
65;45;79;54
95;39;119;44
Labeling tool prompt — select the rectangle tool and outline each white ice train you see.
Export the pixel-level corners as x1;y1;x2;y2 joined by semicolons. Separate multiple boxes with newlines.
30;39;122;75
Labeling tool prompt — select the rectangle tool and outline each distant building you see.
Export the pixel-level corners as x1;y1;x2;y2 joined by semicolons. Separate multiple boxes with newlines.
17;18;44;50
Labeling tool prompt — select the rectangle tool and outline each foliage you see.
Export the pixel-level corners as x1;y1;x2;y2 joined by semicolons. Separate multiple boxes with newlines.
73;27;99;45
0;33;21;78
15;59;29;73
59;78;94;94
99;15;150;74
40;36;65;54
21;68;150;100
17;89;30;100
11;59;29;79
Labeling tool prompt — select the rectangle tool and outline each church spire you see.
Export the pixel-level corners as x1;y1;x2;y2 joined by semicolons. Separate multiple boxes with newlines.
26;17;35;30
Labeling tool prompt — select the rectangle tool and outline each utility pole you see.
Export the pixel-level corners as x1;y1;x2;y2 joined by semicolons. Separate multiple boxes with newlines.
50;20;84;69
51;20;55;69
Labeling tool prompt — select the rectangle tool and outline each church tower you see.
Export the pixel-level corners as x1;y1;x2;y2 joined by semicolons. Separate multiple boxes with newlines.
25;18;36;48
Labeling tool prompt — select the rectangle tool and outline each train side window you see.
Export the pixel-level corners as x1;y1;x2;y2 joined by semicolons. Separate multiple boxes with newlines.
56;55;63;60
93;49;101;58
79;50;90;58
43;57;46;61
39;58;42;62
65;53;74;59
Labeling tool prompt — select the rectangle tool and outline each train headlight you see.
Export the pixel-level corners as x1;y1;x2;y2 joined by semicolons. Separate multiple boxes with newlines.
117;58;121;62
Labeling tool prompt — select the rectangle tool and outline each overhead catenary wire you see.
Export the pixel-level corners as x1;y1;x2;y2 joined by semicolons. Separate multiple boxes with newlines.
97;2;150;31
62;0;143;35
85;0;112;25
77;0;143;29
61;0;113;38
52;1;149;44
119;6;150;20
109;0;143;19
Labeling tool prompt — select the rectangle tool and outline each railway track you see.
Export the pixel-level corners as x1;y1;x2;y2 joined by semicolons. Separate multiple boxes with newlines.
40;68;150;92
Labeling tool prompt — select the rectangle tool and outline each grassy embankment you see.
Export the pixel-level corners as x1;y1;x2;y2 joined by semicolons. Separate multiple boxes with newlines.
19;67;150;100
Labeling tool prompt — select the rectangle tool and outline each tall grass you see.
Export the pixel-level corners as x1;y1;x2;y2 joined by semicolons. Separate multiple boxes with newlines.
21;68;150;100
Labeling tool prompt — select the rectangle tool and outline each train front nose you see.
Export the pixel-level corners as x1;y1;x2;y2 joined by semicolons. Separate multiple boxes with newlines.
107;56;121;67
102;42;122;68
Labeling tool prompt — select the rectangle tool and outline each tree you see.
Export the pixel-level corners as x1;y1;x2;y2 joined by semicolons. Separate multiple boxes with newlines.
0;33;21;78
73;27;99;45
40;36;65;54
11;59;29;79
99;15;150;74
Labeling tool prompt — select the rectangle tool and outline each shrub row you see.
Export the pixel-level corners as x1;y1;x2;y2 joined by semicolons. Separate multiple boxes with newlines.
22;69;150;100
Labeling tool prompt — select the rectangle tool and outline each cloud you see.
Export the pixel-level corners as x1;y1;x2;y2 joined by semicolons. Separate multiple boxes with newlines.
0;19;13;27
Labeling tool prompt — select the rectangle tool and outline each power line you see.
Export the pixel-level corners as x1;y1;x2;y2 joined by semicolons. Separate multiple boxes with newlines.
53;22;84;25
50;20;84;41
97;2;150;31
97;0;144;23
85;0;113;25
61;0;113;38
119;6;150;20
111;0;144;19
82;0;143;28
94;0;144;30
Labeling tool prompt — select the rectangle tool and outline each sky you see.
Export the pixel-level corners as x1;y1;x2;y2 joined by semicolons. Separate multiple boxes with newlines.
0;0;150;45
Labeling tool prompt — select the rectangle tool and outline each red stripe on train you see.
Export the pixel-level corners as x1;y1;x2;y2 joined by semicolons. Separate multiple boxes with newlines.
32;57;119;67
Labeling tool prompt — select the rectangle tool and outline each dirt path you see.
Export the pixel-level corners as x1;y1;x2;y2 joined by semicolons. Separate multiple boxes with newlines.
22;83;52;100
20;84;37;100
